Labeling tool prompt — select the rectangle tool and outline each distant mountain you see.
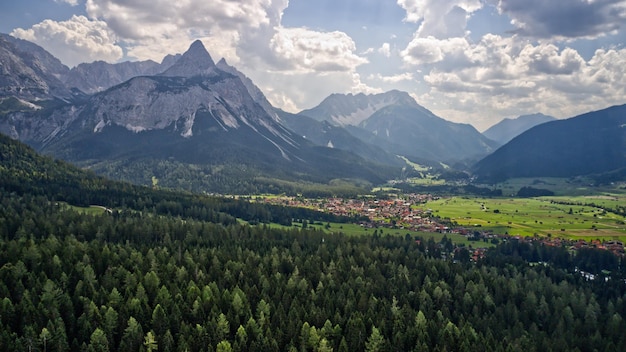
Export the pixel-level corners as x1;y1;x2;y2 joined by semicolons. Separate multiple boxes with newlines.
62;59;167;94
473;104;626;182
300;90;417;126
300;91;497;162
483;113;556;145
356;104;498;162
1;39;394;193
0;33;72;100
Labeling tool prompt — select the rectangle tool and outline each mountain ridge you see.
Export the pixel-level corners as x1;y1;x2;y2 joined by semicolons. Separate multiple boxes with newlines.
483;113;556;145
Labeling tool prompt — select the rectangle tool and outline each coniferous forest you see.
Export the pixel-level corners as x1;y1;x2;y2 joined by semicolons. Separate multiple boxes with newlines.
1;134;626;351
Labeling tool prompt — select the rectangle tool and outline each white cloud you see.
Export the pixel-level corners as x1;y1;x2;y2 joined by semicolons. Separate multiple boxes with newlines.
268;27;368;73
378;42;391;57
401;36;470;65
11;15;122;67
397;0;483;38
85;0;283;39
79;0;289;63
414;34;626;129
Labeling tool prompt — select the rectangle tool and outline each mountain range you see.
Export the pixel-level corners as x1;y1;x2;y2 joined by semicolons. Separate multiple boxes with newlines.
0;37;396;193
1;32;625;192
297;91;498;163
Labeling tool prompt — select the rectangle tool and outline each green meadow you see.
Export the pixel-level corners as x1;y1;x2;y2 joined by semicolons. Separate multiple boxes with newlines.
64;203;112;215
423;195;626;241
243;220;491;247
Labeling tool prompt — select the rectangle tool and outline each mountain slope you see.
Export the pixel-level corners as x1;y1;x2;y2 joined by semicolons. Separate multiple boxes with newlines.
358;104;497;162
473;104;626;182
483;113;556;145
216;58;281;122
0;33;72;100
277;109;405;167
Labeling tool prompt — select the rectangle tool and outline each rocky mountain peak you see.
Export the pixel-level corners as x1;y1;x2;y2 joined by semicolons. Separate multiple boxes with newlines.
299;90;420;127
161;40;215;77
216;58;228;67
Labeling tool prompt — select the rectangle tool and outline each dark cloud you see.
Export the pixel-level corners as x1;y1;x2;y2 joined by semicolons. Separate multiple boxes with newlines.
498;0;626;38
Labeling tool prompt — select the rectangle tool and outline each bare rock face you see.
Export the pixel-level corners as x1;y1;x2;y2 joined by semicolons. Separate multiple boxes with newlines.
161;40;216;77
216;58;281;123
299;90;419;127
0;34;71;100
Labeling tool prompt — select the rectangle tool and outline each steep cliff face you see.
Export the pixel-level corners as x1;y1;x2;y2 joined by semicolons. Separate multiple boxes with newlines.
299;90;418;127
0;33;72;100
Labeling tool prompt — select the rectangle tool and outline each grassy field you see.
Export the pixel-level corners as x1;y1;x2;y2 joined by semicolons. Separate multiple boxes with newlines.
423;196;626;241
482;177;626;197
64;203;112;215
241;220;492;247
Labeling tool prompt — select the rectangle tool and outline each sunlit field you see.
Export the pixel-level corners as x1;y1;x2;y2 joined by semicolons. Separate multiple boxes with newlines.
423;195;626;241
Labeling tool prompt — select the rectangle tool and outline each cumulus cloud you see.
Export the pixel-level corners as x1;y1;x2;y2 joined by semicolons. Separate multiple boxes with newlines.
85;0;282;40
397;0;483;70
401;36;470;65
268;27;368;73
496;0;626;39
378;43;391;57
397;0;482;38
416;34;626;129
11;15;122;67
79;0;289;63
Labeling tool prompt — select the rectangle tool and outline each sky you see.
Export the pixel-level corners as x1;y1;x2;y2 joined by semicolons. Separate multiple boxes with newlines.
2;0;626;130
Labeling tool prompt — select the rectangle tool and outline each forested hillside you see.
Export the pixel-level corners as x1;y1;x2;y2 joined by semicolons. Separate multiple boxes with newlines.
1;133;625;351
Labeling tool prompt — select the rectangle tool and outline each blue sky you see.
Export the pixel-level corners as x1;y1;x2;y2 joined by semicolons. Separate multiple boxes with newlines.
2;0;626;130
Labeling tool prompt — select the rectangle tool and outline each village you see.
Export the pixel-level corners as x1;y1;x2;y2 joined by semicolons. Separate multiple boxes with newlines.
257;194;626;259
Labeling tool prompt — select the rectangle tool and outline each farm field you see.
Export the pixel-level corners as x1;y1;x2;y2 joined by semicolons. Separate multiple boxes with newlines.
423;195;626;240
486;177;626;196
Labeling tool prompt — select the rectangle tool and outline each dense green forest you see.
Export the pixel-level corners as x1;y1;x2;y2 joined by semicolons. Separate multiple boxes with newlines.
1;133;626;351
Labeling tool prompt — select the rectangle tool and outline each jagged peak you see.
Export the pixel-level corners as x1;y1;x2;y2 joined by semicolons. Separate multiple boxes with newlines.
160;40;215;77
217;58;228;67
